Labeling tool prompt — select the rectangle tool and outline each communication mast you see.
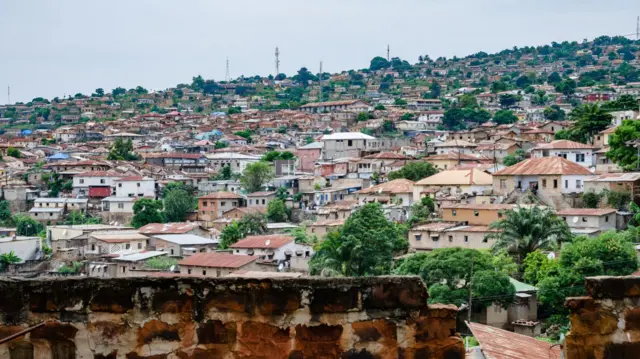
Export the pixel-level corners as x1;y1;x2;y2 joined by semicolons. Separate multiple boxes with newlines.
319;61;323;102
7;86;10;105
387;44;390;62
275;47;280;76
637;16;639;40
225;57;230;82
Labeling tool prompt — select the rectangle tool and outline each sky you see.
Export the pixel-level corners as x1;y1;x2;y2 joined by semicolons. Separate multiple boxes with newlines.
1;0;639;104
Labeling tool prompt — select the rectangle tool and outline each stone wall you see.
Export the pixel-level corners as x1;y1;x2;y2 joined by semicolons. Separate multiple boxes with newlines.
565;276;640;359
0;276;464;359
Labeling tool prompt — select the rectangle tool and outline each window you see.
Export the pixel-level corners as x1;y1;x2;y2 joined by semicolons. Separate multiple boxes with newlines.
498;212;503;218
448;235;453;242
202;270;207;275
216;270;221;277
122;267;125;273
565;180;568;188
138;243;142;249
542;179;547;188
118;183;122;187
80;179;85;184
262;199;266;205
236;250;239;253
187;269;191;274
91;244;96;251
118;203;124;209
500;179;506;189
553;179;558;188
249;199;253;205
100;179;106;184
464;236;469;243
50;213;53;216
452;210;457;216
126;244;130;250
203;201;208;207
137;183;140;187
474;211;479;217
170;249;174;255
348;140;353;146
605;215;609;222
415;234;422;241
576;153;585;162
582;217;587;222
576;180;582;188
221;201;226;206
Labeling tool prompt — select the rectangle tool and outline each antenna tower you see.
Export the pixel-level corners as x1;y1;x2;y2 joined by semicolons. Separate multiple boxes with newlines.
637;16;639;40
7;86;10;105
387;45;390;62
275;47;280;76
225;57;230;82
319;61;323;102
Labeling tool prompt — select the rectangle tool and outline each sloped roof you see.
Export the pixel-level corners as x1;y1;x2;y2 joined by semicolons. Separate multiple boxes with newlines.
199;192;242;200
533;140;597;150
178;252;257;268
138;222;200;235
556;208;617;216
415;169;492;186
229;234;294;249
359;179;415;194
363;152;409;160
493;157;593;176
467;322;561;359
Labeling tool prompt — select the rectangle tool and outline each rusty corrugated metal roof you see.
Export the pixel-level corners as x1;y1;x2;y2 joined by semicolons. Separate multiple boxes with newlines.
493;157;593;176
467;322;561;359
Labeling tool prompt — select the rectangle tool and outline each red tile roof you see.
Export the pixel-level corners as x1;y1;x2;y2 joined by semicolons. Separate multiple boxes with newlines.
493;157;593;176
230;234;294;249
199;192;242;200
178;253;257;268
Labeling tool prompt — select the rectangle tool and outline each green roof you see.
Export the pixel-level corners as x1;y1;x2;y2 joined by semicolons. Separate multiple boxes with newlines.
509;277;538;293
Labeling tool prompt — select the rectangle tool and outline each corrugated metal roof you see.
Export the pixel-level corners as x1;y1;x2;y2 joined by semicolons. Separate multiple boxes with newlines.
113;251;167;262
199;192;242;200
493;157;593;176
533;140;597;150
178;253;257;268
416;169;493;186
556;208;617;216
154;234;218;245
230;234;294;249
138;222;200;235
467;322;560;359
359;179;414;194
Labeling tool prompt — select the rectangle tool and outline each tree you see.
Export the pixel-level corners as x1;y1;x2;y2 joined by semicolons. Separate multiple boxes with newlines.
293;67;314;87
237;212;268;236
227;107;242;115
408;196;435;226
488;206;570;266
544;105;566;121
388;162;437;181
218;221;243;249
13;215;44;236
0;201;10;224
131;199;165;228
234;130;252;142
135;86;148;94
261;151;295;162
581;191;602;208
164;189;193;222
555;78;577;97
212;166;233;180
493;110;518;125
394;248;516;308
241;162;274;193
214;141;228;149
191;75;205;90
607;120;640;170
369;56;390;71
357;112;370;122
0;251;22;269
502;148;526;166
309;203;407;276
266;199;289;222
112;87;126;97
107;138;139;161
499;94;520;108
94;88;104;96
569;103;613;144
442;108;467;130
145;256;178;270
374;105;386;111
6;147;21;158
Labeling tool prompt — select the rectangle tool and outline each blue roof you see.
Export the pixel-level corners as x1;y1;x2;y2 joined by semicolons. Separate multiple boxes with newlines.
21;129;33;135
48;152;70;160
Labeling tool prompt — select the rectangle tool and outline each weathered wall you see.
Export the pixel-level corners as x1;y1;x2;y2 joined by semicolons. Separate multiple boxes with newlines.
0;276;464;359
565;276;640;359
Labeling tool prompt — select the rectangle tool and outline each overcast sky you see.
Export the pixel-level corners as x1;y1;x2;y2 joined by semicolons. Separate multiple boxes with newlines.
1;0;639;104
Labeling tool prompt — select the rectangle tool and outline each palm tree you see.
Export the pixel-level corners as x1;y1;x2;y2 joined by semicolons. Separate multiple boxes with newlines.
308;231;346;277
569;103;613;144
488;206;570;266
0;251;22;270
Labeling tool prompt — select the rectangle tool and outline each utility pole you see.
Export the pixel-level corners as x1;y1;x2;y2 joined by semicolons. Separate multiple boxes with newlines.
225;57;230;83
467;252;475;323
387;44;390;62
275;47;280;76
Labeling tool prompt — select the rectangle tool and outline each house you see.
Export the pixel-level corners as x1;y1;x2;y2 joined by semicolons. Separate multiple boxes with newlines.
584;172;640;199
530;140;597;168
246;191;276;207
557;208;618;236
316;200;357;221
198;180;242;195
306;219;345;238
178;252;260;277
197;192;243;224
475;142;521;163
113;176;156;199
229;234;313;267
424;153;486;171
72;171;120;198
320;132;379;160
150;234;218;257
299;99;369;113
222;207;267;221
108;251;169;278
144;153;208;173
408;222;498;251
413;169;493;201
86;231;148;255
138;222;212;238
441;204;514;226
593;126;617;148
46;224;133;254
29;197;88;224
206;152;261;175
295;142;324;172
357;179;415;206
434;140;477;155
0;236;42;263
492;157;595;209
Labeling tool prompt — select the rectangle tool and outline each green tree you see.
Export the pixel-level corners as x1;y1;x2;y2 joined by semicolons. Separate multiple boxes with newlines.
261;151;295;162
131;199;165;228
266;199;289;222
569;104;613;144
214;141;228;149
488;206;570;266
499;94;520;108
0;251;22;269
191;75;205;90
543;105;566;121
237;212;268;236
145;256;178;270
212;166;233;180
13;215;44;236
369;56;391;71
388;162;437;181
241;162;274;193
493;110;518;125
6;147;21;158
502;148;526;166
309;203;407;276
0;200;11;223
357;112;370;122
234;130;252;142
112;87;126;96
293;67;315;87
94;88;105;96
555;78;577;97
581;191;602;208
408;196;435;226
607;120;640;170
227;107;242;115
107;138;138;161
522;250;558;285
164;189;193;222
218;221;243;249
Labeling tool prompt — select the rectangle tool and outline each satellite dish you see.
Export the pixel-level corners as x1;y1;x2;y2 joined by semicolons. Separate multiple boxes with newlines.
278;263;284;271
169;265;176;272
547;252;556;259
572;216;579;223
265;240;271;246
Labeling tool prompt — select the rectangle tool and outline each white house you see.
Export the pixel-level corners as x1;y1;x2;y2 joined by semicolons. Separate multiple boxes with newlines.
72;171;120;198
556;208;618;237
229;234;312;261
113;176;156;199
205;152;261;175
530;140;597;168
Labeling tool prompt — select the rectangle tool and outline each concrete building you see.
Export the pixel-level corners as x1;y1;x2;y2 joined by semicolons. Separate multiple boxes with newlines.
319;132;379;160
197;192;243;224
246;191;277;208
178;252;261;277
413;169;493;201
206;152;261;175
151;234;219;257
113;176;156;199
530;140;597;168
556;208;618;237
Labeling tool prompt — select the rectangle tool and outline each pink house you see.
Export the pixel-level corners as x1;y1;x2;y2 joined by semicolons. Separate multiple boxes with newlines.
296;142;323;172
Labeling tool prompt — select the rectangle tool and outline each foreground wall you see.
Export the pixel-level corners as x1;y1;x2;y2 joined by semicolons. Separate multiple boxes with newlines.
565;276;640;359
0;276;464;359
